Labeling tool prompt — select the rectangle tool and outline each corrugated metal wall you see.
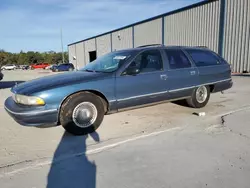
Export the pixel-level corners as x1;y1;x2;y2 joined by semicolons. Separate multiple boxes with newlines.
112;27;133;51
68;44;77;67
134;18;162;47
164;0;220;52
223;0;250;73
75;42;85;69
84;39;96;63
96;34;111;57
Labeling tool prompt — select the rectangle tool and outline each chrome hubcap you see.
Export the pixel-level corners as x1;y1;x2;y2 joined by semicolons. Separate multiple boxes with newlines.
196;86;208;103
72;102;98;128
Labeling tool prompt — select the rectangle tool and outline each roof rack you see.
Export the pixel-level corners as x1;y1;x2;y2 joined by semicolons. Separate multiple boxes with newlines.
194;45;208;48
136;44;166;48
136;44;209;49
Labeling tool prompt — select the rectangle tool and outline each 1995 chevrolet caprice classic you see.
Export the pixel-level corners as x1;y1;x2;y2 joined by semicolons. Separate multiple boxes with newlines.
5;45;233;135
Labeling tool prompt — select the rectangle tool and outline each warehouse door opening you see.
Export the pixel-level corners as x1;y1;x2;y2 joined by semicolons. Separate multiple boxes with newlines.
89;51;97;62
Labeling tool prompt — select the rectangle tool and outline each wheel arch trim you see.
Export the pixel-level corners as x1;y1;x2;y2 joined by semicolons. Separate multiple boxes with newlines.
57;89;110;125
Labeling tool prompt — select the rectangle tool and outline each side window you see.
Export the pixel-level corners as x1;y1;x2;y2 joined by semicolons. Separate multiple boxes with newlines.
165;49;191;69
128;50;163;73
186;49;221;67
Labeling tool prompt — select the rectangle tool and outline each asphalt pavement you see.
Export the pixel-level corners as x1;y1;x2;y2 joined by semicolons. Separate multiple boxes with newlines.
0;108;249;188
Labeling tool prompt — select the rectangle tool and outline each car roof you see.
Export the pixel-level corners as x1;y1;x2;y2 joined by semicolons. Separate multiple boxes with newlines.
114;44;211;53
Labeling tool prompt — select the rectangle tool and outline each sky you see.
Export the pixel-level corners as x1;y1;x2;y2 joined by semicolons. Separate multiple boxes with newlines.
0;0;203;53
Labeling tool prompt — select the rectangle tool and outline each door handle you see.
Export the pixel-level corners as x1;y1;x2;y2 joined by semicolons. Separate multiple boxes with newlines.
190;71;196;75
160;74;168;80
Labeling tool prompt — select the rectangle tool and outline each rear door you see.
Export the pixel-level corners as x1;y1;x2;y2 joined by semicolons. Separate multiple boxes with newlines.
65;64;70;71
163;49;199;99
61;64;66;71
115;49;170;110
184;49;231;85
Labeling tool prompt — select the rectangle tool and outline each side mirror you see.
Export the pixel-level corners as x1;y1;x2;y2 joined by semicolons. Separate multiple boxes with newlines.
125;67;140;75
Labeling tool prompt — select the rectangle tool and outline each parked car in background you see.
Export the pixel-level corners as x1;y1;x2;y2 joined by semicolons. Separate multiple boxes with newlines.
4;45;233;136
0;70;3;81
22;65;30;70
51;63;74;72
1;64;16;70
31;63;50;69
45;64;56;70
15;65;21;69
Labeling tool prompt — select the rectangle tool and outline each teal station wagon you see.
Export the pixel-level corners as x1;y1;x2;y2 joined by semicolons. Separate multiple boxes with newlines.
4;45;233;135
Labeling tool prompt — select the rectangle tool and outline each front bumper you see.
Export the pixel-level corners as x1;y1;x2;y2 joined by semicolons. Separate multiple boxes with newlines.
4;97;58;127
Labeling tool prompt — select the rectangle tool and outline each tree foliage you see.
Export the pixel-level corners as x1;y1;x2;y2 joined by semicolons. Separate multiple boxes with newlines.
0;50;69;66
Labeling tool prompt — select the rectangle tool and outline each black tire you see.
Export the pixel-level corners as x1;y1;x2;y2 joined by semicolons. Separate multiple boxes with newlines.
55;69;59;72
186;85;210;108
60;92;105;135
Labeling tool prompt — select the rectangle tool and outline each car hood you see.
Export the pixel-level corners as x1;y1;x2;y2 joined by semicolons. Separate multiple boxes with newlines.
11;71;111;95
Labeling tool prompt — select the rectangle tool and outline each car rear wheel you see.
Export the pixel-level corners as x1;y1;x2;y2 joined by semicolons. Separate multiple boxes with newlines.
186;85;210;108
68;68;73;71
60;92;105;135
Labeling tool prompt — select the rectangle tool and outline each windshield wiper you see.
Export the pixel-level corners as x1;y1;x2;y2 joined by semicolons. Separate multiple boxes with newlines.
94;70;110;73
84;69;95;72
84;69;110;73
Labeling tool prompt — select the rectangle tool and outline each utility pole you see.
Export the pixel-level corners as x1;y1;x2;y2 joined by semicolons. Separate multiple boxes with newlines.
60;27;65;64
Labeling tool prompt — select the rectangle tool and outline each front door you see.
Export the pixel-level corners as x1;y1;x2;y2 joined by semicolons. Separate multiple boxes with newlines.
163;49;199;99
115;49;169;110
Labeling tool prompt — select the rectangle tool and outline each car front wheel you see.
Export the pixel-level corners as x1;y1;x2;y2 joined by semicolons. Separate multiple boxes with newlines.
186;85;210;108
60;92;105;135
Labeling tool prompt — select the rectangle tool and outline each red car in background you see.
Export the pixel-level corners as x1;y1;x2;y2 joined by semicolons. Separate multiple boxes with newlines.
31;63;50;69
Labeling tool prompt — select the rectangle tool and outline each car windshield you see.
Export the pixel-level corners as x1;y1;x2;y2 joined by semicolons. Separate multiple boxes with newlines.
80;51;134;73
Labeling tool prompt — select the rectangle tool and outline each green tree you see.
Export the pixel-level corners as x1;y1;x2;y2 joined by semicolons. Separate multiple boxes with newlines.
18;51;28;65
0;50;69;66
0;50;8;66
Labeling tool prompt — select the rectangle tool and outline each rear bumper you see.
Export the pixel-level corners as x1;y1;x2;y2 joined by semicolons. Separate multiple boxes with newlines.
4;97;58;127
212;79;233;93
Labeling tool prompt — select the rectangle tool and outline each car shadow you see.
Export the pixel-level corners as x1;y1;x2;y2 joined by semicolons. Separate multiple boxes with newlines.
0;81;25;89
232;74;250;77
171;99;189;108
47;131;100;188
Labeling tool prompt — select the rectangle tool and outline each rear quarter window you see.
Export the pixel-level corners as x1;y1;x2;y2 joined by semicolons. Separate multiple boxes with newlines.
186;49;223;67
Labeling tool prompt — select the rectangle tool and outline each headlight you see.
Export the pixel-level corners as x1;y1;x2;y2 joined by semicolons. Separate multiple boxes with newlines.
13;94;45;106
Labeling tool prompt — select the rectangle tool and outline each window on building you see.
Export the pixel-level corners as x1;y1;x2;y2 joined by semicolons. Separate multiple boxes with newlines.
164;49;191;69
89;51;97;62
